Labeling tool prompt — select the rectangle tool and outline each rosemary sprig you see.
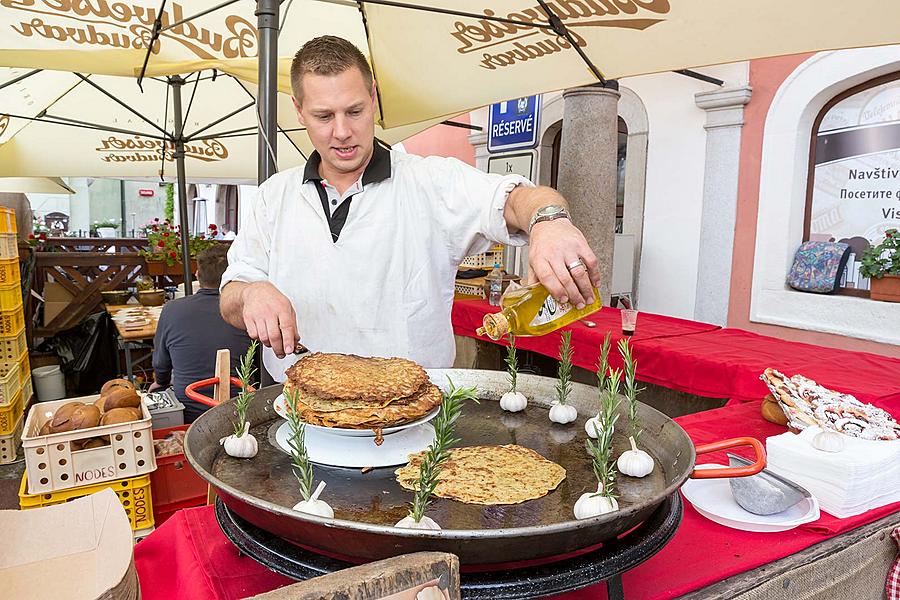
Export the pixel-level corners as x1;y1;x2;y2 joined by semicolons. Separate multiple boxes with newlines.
284;387;315;501
594;332;612;409
505;334;518;393
408;379;479;523
555;330;573;406
617;338;642;444
232;341;258;437
587;368;621;498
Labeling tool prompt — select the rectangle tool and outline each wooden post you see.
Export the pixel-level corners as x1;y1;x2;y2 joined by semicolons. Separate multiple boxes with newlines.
213;349;230;406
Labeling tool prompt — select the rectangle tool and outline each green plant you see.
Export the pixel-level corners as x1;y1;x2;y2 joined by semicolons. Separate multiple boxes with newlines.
284;387;315;501
406;379;478;523
505;334;518;393
587;368;621;499
859;229;899;279
140;218;218;266
617;338;642;444
555;331;573;405
165;184;175;223
231;341;258;437
91;219;119;230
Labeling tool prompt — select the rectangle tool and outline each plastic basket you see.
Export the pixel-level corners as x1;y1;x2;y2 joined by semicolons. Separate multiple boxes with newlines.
454;280;485;299
0;307;23;336
0;389;22;435
0;208;15;234
22;394;157;494
18;350;29;387
460;245;504;269
0;234;16;260
19;472;155;532
0;356;20;408
0;327;26;364
0;283;22;312
0;412;22;464
150;425;206;521
0;258;19;287
22;376;33;404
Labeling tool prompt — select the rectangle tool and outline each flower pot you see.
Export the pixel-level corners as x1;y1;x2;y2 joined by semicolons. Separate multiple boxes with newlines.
137;289;166;306
870;274;900;302
146;260;197;276
96;227;117;238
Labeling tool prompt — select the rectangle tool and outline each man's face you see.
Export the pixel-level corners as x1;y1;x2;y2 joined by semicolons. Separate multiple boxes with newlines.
293;67;377;177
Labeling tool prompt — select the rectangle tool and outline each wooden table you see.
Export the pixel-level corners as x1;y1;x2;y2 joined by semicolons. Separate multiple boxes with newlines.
105;304;160;381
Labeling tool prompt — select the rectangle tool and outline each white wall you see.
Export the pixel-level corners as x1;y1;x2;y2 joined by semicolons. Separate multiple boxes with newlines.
621;63;749;318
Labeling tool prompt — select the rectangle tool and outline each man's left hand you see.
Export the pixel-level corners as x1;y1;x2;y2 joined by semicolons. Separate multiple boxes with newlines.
527;219;601;308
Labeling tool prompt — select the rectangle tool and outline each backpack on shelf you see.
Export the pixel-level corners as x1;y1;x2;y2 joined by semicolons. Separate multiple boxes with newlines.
786;241;851;294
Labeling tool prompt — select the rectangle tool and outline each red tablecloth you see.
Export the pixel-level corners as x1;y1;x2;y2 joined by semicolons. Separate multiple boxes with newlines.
453;300;900;413
452;300;720;371
134;401;900;600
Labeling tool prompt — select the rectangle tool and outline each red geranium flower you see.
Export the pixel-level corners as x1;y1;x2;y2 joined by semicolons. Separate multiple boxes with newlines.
209;223;217;230
169;251;177;259
154;217;160;222
163;232;169;237
38;233;47;241
152;225;159;231
157;240;165;248
28;233;34;239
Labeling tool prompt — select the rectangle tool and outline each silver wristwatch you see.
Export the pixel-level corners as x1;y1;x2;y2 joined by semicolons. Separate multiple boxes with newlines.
528;204;570;233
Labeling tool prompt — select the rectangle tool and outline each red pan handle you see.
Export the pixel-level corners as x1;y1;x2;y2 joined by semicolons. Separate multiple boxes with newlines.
185;376;255;407
690;437;766;479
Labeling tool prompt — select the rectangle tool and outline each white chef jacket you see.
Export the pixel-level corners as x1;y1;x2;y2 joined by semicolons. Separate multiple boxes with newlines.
221;144;531;380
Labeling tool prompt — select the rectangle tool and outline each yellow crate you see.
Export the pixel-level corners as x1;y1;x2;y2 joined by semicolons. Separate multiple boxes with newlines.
0;234;17;260
0;208;14;234
0;259;19;287
0;357;20;408
460;245;505;269
0;283;22;312
0;412;22;465
19;472;155;532
0;326;26;364
22;377;32;404
0;389;23;435
18;351;30;388
0;307;24;336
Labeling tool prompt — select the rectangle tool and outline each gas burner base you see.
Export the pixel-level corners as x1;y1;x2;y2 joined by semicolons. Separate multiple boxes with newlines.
215;494;682;600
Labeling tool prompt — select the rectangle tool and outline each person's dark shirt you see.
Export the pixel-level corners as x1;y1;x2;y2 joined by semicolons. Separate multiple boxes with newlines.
153;288;252;422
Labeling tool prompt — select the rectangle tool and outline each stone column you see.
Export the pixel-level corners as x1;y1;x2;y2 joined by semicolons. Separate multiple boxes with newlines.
693;86;752;325
556;81;621;305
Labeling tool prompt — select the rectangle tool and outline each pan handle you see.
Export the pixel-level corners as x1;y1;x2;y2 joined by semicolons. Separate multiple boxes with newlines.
185;376;254;407
690;437;766;479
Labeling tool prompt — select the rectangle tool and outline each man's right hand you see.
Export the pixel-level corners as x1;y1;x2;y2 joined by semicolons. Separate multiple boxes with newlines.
237;281;298;358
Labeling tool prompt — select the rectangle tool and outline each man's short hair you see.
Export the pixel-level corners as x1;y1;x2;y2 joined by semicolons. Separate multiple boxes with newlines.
197;243;229;288
290;35;373;103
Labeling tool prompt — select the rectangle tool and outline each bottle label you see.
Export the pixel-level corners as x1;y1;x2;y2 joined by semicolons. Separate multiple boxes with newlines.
529;296;572;327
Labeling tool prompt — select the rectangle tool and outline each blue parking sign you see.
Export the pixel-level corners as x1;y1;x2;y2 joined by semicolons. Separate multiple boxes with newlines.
488;96;541;153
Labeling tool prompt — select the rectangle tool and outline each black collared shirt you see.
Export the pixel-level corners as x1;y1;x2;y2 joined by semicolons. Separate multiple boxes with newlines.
302;142;392;242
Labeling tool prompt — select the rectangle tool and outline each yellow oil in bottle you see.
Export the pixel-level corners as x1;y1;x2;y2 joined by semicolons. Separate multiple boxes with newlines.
476;282;602;340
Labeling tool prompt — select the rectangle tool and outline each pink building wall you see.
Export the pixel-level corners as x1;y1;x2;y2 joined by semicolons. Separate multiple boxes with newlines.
400;115;476;165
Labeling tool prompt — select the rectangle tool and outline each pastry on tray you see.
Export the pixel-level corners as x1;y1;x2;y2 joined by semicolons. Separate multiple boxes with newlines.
760;368;900;440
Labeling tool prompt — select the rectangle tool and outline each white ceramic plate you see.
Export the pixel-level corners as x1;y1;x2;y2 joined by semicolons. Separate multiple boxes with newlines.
272;393;439;437
681;464;820;532
273;419;435;468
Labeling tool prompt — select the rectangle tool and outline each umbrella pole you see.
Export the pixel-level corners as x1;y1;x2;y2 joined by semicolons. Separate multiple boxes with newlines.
170;75;194;296
256;0;279;184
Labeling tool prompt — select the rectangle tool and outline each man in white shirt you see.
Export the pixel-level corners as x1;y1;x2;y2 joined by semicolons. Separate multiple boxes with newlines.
221;36;600;380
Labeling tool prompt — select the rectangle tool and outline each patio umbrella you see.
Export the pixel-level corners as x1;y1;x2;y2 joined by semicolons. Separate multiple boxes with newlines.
0;177;75;194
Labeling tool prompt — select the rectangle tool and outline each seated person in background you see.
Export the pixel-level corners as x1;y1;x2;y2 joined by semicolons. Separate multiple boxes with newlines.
151;244;252;423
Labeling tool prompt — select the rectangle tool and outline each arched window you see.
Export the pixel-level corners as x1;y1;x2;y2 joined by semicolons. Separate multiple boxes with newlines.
806;73;900;296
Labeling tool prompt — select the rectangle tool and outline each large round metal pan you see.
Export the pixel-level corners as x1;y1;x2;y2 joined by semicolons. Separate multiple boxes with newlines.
185;369;762;565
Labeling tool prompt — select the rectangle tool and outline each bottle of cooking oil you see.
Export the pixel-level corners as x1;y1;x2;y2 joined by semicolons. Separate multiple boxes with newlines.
476;282;602;340
485;262;504;307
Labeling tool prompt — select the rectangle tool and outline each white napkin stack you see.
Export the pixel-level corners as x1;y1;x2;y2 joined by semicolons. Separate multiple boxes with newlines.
766;427;900;518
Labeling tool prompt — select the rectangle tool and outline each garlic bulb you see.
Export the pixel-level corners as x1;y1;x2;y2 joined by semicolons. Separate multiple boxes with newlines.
293;481;334;518
395;515;442;530
584;415;603;439
220;421;258;458
812;429;845;453
573;485;619;519
549;402;578;424
499;391;528;412
616;436;654;478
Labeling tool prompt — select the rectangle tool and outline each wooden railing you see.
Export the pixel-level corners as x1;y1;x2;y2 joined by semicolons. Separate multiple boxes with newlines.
23;237;228;343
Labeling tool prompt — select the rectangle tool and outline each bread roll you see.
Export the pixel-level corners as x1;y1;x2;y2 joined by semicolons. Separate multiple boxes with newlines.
101;387;141;411
100;407;143;426
39;421;52;436
761;400;788;426
49;402;85;433
70;404;102;430
94;396;107;412
100;378;135;395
